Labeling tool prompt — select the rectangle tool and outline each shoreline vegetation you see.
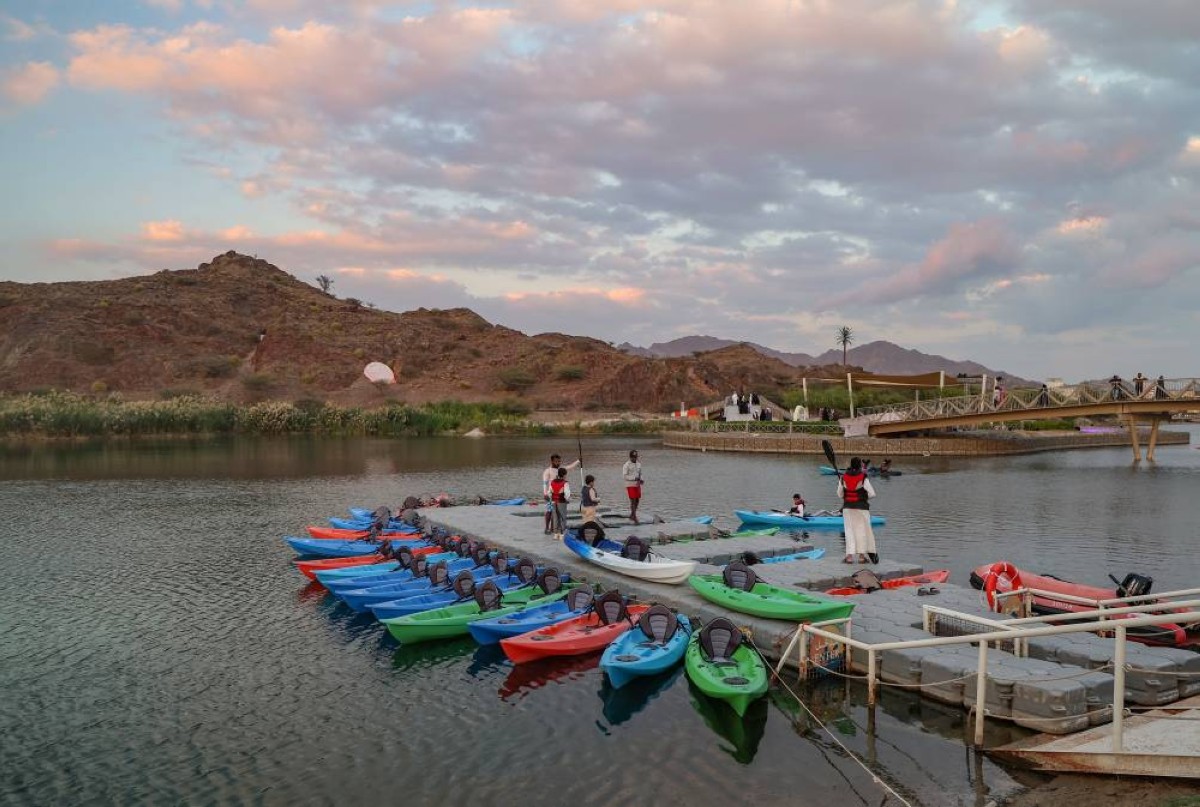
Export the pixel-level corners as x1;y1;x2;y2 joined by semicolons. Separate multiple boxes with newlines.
0;391;680;438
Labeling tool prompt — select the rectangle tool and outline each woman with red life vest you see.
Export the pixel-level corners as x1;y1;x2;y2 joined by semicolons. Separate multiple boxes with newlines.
548;466;572;541
837;456;877;564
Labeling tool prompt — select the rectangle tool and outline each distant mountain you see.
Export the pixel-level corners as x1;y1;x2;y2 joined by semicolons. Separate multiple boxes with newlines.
620;336;819;367
623;336;1029;385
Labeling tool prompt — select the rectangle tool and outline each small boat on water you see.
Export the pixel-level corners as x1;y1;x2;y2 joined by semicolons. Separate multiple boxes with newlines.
500;592;651;664
969;561;1200;649
684;617;768;717
306;525;421;540
563;525;696;585
825;569;950;596
734;510;886;528
601;604;692;689
818;465;902;477
688;561;855;622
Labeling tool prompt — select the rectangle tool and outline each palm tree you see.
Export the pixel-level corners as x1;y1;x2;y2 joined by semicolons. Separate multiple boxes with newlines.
836;326;854;366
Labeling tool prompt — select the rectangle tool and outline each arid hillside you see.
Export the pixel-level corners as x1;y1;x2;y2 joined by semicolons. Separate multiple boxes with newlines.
0;252;841;412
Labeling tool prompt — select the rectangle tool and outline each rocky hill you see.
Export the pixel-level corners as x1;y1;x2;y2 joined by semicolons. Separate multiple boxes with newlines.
623;335;1028;383
0;252;841;411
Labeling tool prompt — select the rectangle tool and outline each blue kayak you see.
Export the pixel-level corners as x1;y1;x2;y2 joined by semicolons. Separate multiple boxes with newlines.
760;547;826;564
317;553;460;588
734;510;885;528
328;516;419;531
370;574;544;621
286;536;430;558
340;565;515;613
819;465;901;477
466;588;596;645
601;606;692;689
484;498;526;506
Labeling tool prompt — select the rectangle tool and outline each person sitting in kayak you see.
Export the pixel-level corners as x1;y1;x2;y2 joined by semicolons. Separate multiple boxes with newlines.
788;494;807;517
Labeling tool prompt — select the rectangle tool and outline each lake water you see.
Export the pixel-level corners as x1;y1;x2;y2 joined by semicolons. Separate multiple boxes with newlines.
2;431;1198;806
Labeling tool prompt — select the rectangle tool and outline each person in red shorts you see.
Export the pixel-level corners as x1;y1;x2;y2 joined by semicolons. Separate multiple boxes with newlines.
621;449;644;524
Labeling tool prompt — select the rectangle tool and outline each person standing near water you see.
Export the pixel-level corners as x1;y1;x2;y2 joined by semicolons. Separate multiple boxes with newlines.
542;453;579;534
580;474;599;523
837;457;877;564
622;450;644;524
548;467;572;540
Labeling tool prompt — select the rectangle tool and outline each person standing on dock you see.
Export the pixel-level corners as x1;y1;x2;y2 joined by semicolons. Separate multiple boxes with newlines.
580;474;599;523
622;450;644;524
542;453;579;534
548;467;572;541
838;457;877;564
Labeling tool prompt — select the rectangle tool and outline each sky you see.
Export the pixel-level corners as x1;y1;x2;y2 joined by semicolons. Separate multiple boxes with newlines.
3;0;1199;381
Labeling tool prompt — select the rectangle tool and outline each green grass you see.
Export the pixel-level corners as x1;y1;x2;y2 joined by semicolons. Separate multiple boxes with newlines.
0;392;663;437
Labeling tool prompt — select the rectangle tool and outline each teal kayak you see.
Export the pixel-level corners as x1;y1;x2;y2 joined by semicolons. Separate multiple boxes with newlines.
734;510;885;528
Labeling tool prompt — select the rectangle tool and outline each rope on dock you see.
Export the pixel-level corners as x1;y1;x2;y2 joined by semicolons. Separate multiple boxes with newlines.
750;635;916;807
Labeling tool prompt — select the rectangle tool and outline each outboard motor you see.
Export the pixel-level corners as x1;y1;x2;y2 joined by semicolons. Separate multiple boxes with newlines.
1114;573;1154;599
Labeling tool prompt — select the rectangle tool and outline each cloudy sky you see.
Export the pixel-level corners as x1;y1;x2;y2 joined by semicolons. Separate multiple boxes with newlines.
3;1;1199;380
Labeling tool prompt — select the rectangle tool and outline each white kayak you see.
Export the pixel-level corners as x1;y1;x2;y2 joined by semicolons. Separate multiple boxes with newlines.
563;531;697;585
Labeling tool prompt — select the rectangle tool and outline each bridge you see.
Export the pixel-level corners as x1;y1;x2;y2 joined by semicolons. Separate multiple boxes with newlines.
853;378;1200;461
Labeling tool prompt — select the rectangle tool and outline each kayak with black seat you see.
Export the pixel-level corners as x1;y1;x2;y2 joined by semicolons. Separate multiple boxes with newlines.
563;522;696;585
499;590;649;664
734;510;885;529
684;617;768;717
688;561;855;622
467;587;596;645
381;569;572;646
601;604;691;689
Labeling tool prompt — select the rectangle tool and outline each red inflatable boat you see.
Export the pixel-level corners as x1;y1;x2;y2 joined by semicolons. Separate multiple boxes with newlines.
826;569;950;596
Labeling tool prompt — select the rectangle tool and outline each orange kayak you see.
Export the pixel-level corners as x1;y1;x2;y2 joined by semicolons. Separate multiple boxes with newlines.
826;570;950;596
306;525;424;540
501;604;650;664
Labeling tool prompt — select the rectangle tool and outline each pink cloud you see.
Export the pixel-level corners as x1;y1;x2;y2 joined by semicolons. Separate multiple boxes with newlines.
140;219;186;242
2;61;60;105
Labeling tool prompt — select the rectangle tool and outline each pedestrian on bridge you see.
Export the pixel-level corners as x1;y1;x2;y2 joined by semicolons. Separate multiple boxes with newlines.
1109;375;1124;401
1036;384;1050;407
1134;372;1147;397
1155;375;1168;399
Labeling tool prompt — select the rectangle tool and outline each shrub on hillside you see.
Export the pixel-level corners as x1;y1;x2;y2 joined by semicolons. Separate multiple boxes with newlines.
497;368;536;392
555;366;586;381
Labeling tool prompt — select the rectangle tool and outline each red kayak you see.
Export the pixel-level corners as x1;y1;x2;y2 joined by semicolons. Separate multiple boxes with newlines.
826;569;950;596
306;525;423;540
501;595;650;664
970;561;1200;649
294;545;443;580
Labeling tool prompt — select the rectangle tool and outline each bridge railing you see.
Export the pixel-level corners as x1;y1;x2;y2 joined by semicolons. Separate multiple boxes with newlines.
856;378;1200;423
694;420;842;435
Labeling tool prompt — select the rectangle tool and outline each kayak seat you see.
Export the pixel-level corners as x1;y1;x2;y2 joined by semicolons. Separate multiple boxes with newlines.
638;604;679;645
394;547;414;570
490;551;509;576
722;561;758;592
472;545;490;566
451;570;476;599
850;569;883;592
512;558;538;586
474;580;503;612
410;556;429;580
593;590;629;625
427;560;450;588
580;520;607;547
621;537;651;562
699;617;743;665
536;567;562;596
565;588;594;612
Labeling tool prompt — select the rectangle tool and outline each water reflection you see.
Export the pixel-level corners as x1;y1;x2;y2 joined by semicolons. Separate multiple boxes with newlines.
686;680;769;763
597;667;682;728
498;654;600;702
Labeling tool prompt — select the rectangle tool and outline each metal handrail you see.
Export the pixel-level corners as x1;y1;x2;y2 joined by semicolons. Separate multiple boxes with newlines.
777;608;1200;751
855;377;1200;422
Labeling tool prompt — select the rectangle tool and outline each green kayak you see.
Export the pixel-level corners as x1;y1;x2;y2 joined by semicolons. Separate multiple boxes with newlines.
684;618;769;716
382;578;573;646
688;563;855;622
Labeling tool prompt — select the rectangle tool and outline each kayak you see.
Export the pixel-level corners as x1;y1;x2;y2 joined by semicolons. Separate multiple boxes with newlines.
734;510;886;528
500;593;651;664
306;525;421;540
684;617;769;717
601;605;692;689
286;536;429;558
826;569;949;596
467;588;597;645
328;516;411;530
295;555;391;581
969;561;1200;648
819;466;902;477
370;560;544;620
758;546;826;564
483;498;526;506
563;531;696;585
688;562;855;622
381;573;571;645
339;563;513;612
321;554;470;593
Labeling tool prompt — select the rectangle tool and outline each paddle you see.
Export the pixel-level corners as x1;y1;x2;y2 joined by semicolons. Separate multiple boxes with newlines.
576;426;586;516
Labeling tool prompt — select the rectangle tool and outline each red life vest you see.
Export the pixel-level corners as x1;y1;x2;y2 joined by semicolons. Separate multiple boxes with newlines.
549;478;569;503
841;472;869;509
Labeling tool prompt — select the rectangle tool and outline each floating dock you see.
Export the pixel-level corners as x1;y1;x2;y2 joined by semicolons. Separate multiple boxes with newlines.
422;504;1200;769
